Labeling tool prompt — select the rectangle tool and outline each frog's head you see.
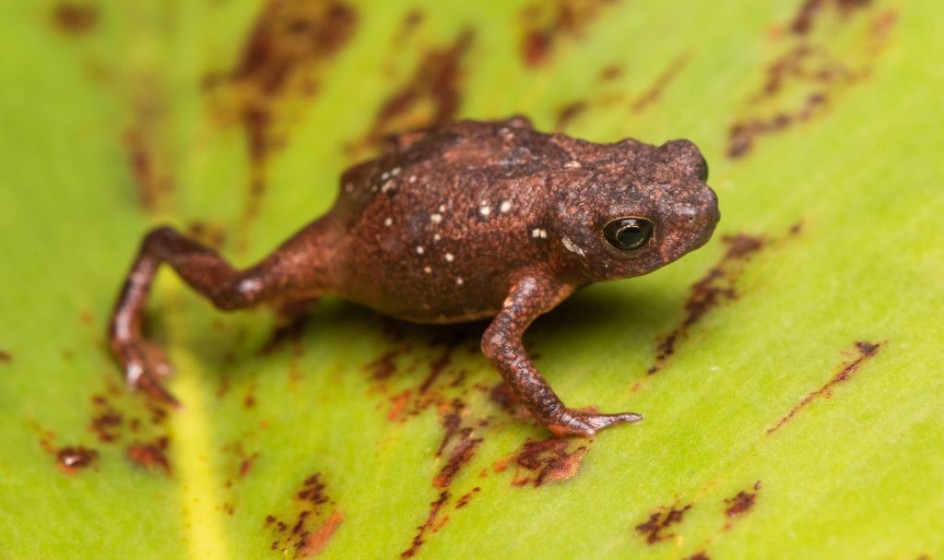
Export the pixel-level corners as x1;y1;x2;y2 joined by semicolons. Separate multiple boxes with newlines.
548;139;720;283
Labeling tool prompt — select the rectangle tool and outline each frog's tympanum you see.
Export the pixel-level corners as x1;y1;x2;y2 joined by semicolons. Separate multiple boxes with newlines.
109;117;719;436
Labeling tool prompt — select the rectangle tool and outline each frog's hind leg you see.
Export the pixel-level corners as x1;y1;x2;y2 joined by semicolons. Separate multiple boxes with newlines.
108;222;336;404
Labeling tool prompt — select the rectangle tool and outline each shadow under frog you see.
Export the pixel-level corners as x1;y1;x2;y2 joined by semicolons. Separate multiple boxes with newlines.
108;116;719;436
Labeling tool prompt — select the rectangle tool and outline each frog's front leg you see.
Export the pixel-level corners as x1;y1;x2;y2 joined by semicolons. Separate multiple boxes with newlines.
482;274;643;437
109;224;332;404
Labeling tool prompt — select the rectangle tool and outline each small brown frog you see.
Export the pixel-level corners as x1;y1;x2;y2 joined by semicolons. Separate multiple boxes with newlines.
109;117;719;436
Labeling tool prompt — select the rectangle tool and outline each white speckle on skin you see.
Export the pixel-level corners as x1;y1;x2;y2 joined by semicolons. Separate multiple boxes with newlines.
564;160;582;169
384;217;393;227
531;228;547;239
381;180;396;193
344;183;354;193
390;167;401;176
500;200;512;213
409;175;417;183
126;362;143;384
433;233;441;241
561;236;586;256
444;253;454;262
455;277;464;286
438;204;447;212
238;278;263;295
416;246;425;255
423;266;432;274
479;205;491;217
430;213;443;224
381;171;390;180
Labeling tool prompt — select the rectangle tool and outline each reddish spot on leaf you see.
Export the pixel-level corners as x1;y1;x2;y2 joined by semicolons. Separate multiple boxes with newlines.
510;438;589;487
128;437;171;475
300;511;343;557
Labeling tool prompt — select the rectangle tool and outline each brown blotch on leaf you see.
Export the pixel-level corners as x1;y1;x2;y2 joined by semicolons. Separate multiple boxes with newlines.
631;52;692;113
792;0;872;35
219;0;358;229
598;64;623;82
725;481;762;518
728;0;891;158
554;100;588;131
261;301;312;355
648;233;768;374
124;120;174;212
127;437;171;475
418;336;463;395
683;552;711;560
511;438;589;487
433;400;483;487
519;0;621;67
229;0;358;159
394;9;424;45
364;350;397;381
52;2;99;35
89;394;124;443
728;90;828;159
402;400;483;559
456;487;481;509
635;503;693;544
56;446;99;474
240;452;261;478
0;350;11;363
267;473;343;557
357;29;474;154
767;341;882;435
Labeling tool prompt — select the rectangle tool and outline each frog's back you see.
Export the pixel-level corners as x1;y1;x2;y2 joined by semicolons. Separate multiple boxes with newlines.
334;119;565;207
325;119;575;321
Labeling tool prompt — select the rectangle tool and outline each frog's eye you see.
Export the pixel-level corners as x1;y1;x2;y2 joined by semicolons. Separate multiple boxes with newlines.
603;217;653;251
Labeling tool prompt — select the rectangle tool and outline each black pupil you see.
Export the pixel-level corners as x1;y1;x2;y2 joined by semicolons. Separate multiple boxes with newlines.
604;218;653;251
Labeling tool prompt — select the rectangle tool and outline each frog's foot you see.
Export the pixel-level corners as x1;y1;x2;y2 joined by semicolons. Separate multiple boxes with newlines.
114;340;179;407
547;409;643;437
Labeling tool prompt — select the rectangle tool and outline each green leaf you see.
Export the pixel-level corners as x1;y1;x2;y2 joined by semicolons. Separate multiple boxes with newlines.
2;0;942;558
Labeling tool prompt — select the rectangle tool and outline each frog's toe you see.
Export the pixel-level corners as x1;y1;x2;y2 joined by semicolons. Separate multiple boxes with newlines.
548;409;643;437
140;340;173;377
117;342;180;407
